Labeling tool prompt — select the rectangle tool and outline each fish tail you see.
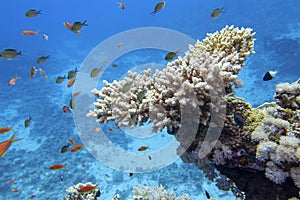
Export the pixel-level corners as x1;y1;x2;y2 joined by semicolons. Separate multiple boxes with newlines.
18;51;22;55
83;20;88;26
150;11;156;15
37;10;42;14
9;131;22;143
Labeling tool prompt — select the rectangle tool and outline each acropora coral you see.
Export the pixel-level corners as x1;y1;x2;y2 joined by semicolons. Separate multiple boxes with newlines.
87;25;300;198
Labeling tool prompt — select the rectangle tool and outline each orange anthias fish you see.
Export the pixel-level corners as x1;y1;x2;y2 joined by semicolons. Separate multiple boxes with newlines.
8;75;19;86
70;145;84;152
77;184;98;193
0;132;22;158
0;127;12;134
21;30;38;36
72;91;81;98
63;22;73;30
67;78;76;87
49;164;66;170
68;138;75;144
117;2;125;10
138;146;149;151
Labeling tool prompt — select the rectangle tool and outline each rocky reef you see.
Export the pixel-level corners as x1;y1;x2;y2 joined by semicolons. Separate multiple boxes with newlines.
87;25;300;199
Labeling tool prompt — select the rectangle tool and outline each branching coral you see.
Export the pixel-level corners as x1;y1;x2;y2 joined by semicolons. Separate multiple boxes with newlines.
63;182;100;200
87;25;255;134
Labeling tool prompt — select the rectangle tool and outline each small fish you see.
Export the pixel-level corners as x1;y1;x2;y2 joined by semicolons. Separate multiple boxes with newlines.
0;49;22;59
37;55;49;64
105;174;111;178
77;184;98;193
24;115;32;128
90;68;102;78
116;42;123;48
129;113;137;127
233;112;244;128
117;2;125;10
148;155;152;160
71;20;88;34
68;138;75;144
72;91;81;98
49;164;66;170
122;81;132;93
7;179;15;186
63;22;73;30
211;8;224;19
8;75;20;86
21;30;38;36
28;194;36;199
137;90;146;102
67;78;76;87
56;76;66;84
103;58;109;63
263;71;277;81
0;131;22;158
128;172;133;177
25;9;41;18
0;127;12;134
62;105;71;113
205;190;211;199
112;194;120;200
70;145;84;152
151;1;166;15
60;144;70;153
42;33;48;40
38;68;48;79
30;66;37;80
138;145;149;151
165;50;180;61
67;67;78;79
69;98;75;109
111;63;118;68
93;127;101;132
82;164;86;168
11;188;20;192
108;128;113;132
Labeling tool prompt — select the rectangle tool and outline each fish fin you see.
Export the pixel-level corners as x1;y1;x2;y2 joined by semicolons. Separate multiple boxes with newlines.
150;11;156;15
18;51;22;55
82;20;88;26
9;131;22;142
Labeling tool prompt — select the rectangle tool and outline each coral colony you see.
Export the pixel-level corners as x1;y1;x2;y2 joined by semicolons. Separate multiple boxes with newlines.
69;25;300;199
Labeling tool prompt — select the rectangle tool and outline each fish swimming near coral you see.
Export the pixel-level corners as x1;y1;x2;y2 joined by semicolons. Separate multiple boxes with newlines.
233;112;244;128
49;164;66;170
0;132;22;158
263;71;277;81
67;78;76;87
70;145;84;152
8;75;20;86
0;127;12;134
0;49;22;59
21;30;38;36
60;144;70;153
36;55;49;64
138;146;149;151
56;76;66;84
151;1;166;15
38;68;48;79
71;20;88;34
90;68;102;78
165;50;180;61
67;67;79;79
77;184;98;193
24;115;32;128
25;9;41;18
211;8;224;19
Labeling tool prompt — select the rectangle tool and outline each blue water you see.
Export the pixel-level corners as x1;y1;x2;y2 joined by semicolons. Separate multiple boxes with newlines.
0;0;299;199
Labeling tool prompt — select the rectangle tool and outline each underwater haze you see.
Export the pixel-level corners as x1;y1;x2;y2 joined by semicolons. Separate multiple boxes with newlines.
0;0;300;200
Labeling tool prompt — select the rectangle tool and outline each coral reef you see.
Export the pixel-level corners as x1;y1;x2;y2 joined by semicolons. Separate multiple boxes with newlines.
87;25;300;199
129;185;190;200
63;182;101;200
